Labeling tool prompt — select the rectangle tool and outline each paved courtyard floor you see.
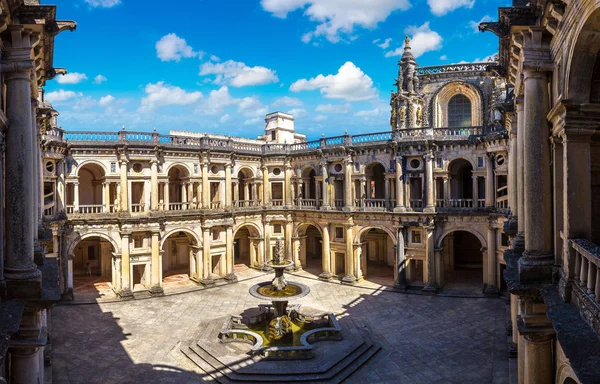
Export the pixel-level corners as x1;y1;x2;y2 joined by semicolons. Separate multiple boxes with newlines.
51;269;509;384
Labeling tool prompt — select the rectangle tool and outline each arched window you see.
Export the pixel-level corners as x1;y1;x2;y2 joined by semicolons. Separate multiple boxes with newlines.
448;94;472;127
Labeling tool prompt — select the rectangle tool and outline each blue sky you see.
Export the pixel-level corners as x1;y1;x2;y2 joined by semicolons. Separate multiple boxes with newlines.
46;0;509;140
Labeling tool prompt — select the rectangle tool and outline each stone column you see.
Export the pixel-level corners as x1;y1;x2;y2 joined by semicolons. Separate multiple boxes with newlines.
225;226;236;281
202;162;209;208
522;334;554;383
320;162;330;209
225;163;232;208
319;224;332;280
251;182;257;202
262;165;270;206
443;176;450;207
485;226;499;293
285;221;293;262
296;237;305;270
120;233;132;297
196;181;202;208
264;220;271;265
435;248;444;286
486;154;495;208
56;160;65;212
394;156;405;211
102;182;110;212
519;46;554;283
187;181;194;209
343;157;353;210
424;152;435;212
3;30;42;293
150;231;163;293
284;162;293;208
423;226;437;292
472;176;478;207
244;183;250;203
73;181;80;212
342;224;356;284
181;181;188;210
384;176;391;209
395;227;407;287
119;157;129;212
508;128;518;214
514;98;526;252
233;181;239;205
202;227;213;284
163;181;170;210
150;160;158;211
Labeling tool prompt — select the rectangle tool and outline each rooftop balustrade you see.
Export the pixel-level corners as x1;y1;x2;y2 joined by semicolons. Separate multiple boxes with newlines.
63;125;505;155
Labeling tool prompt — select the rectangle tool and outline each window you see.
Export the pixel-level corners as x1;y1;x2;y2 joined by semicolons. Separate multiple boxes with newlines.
355;162;360;172
334;163;343;173
410;159;421;169
211;165;219;174
110;162;116;173
448;94;472;127
501;232;509;247
45;161;55;173
412;230;422;244
133;235;144;248
496;155;505;166
435;157;442;169
194;164;198;174
335;227;344;240
132;163;143;173
273;224;282;234
213;230;220;241
477;157;484;168
272;168;281;176
271;131;276;140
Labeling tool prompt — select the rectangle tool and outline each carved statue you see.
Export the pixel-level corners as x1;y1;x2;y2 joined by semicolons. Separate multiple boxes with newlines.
390;92;398;129
399;105;406;122
416;104;423;125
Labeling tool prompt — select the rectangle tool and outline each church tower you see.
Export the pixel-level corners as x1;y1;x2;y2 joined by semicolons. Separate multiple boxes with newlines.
390;36;427;130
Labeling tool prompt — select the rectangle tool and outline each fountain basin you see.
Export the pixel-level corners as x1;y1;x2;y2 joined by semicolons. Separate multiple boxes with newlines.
249;281;310;301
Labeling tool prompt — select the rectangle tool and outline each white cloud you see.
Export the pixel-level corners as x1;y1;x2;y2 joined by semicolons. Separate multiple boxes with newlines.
385;22;442;58
243;117;262;126
373;37;392;49
314;115;328;121
219;114;231;124
261;0;411;43
472;53;498;63
469;15;493;33
93;74;107;84
238;96;268;117
315;103;351;114
272;96;303;107
139;82;202;111
210;55;221;62
290;62;376;101
354;108;383;117
197;86;239;115
84;0;121;7
428;0;475;16
156;33;199;62
45;90;82;103
99;95;115;106
199;60;278;87
440;54;448;60
56;72;87;84
287;108;308;118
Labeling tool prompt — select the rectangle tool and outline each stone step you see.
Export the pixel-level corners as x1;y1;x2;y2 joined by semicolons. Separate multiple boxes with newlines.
132;289;152;300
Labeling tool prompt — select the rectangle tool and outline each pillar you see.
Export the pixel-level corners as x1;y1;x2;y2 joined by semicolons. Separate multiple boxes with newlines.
284;162;293;207
320;162;330;209
522;335;554;383
181;181;188;210
486;154;495;208
3;29;42;293
73;182;80;212
319;224;331;280
202;227;213;284
196;181;202;208
342;224;356;284
509;128;518;214
56;160;65;212
472;176;478;208
514;98;526;252
395;228;407;287
343;157;353;210
424;152;435;212
264;220;271;264
119;158;129;212
150;160;158;210
225;163;232;208
262;165;270;206
384;176;391;207
202;162;209;208
435;248;444;286
163;181;170;210
485;226;499;293
150;231;163;293
285;221;293;263
187;181;194;209
120;233;132;296
423;226;437;292
251;182;257;203
443;176;450;207
296;237;304;270
394;156;405;211
102;182;110;212
225;226;236;281
519;48;553;283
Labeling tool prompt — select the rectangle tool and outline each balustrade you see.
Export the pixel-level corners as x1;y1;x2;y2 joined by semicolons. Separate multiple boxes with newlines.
131;203;145;213
169;203;184;211
409;199;423;208
234;200;260;208
333;199;344;210
271;199;284;207
44;206;55;216
478;199;486;208
66;205;74;214
210;201;222;209
572;239;600;302
296;199;317;208
364;199;387;210
79;204;104;214
436;199;445;208
496;199;509;209
448;199;473;208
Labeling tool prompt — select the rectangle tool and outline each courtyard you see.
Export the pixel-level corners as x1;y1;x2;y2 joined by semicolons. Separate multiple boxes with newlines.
51;269;509;383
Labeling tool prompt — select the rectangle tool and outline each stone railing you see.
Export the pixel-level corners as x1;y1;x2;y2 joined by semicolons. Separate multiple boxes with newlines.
571;239;600;301
448;199;473;208
333;199;344;210
63;125;504;155
416;62;497;76
78;204;104;214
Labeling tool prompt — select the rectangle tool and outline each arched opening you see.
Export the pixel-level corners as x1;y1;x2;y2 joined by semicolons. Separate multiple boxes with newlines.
72;236;115;298
161;231;196;283
448;94;472;127
440;231;484;292
448;159;475;207
236;168;255;207
360;228;395;285
299;167;317;208
364;163;386;208
76;163;108;213
167;166;189;211
298;224;323;274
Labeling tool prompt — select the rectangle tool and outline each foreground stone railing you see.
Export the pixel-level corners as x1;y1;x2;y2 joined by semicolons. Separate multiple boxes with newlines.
63;125;504;155
570;238;600;334
416;62;497;76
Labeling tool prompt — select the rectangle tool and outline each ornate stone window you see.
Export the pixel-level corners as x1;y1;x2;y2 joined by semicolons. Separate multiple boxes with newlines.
447;94;472;127
433;81;483;128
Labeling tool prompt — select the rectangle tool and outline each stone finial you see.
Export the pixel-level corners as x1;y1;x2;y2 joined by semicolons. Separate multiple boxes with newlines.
405;34;411;46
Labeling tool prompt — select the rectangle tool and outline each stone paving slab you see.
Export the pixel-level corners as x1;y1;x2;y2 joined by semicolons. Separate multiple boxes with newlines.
51;270;508;383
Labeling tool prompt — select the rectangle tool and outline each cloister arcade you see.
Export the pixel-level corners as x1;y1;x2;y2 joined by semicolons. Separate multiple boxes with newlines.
161;231;195;281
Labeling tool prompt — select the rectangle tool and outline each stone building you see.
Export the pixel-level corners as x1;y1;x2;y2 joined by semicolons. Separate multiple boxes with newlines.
480;0;600;383
40;37;509;309
0;1;76;383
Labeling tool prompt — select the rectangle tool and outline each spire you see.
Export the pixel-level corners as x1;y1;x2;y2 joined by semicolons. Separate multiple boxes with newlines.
405;34;411;46
402;34;414;61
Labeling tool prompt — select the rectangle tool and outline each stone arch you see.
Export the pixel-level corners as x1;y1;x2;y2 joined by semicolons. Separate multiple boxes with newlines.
445;156;476;172
160;227;200;249
355;225;397;246
433;81;483;127
294;222;323;237
435;227;486;249
363;159;389;172
565;3;600;103
76;160;108;177
164;162;192;177
301;165;317;177
236;166;255;179
67;231;120;258
233;222;262;238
